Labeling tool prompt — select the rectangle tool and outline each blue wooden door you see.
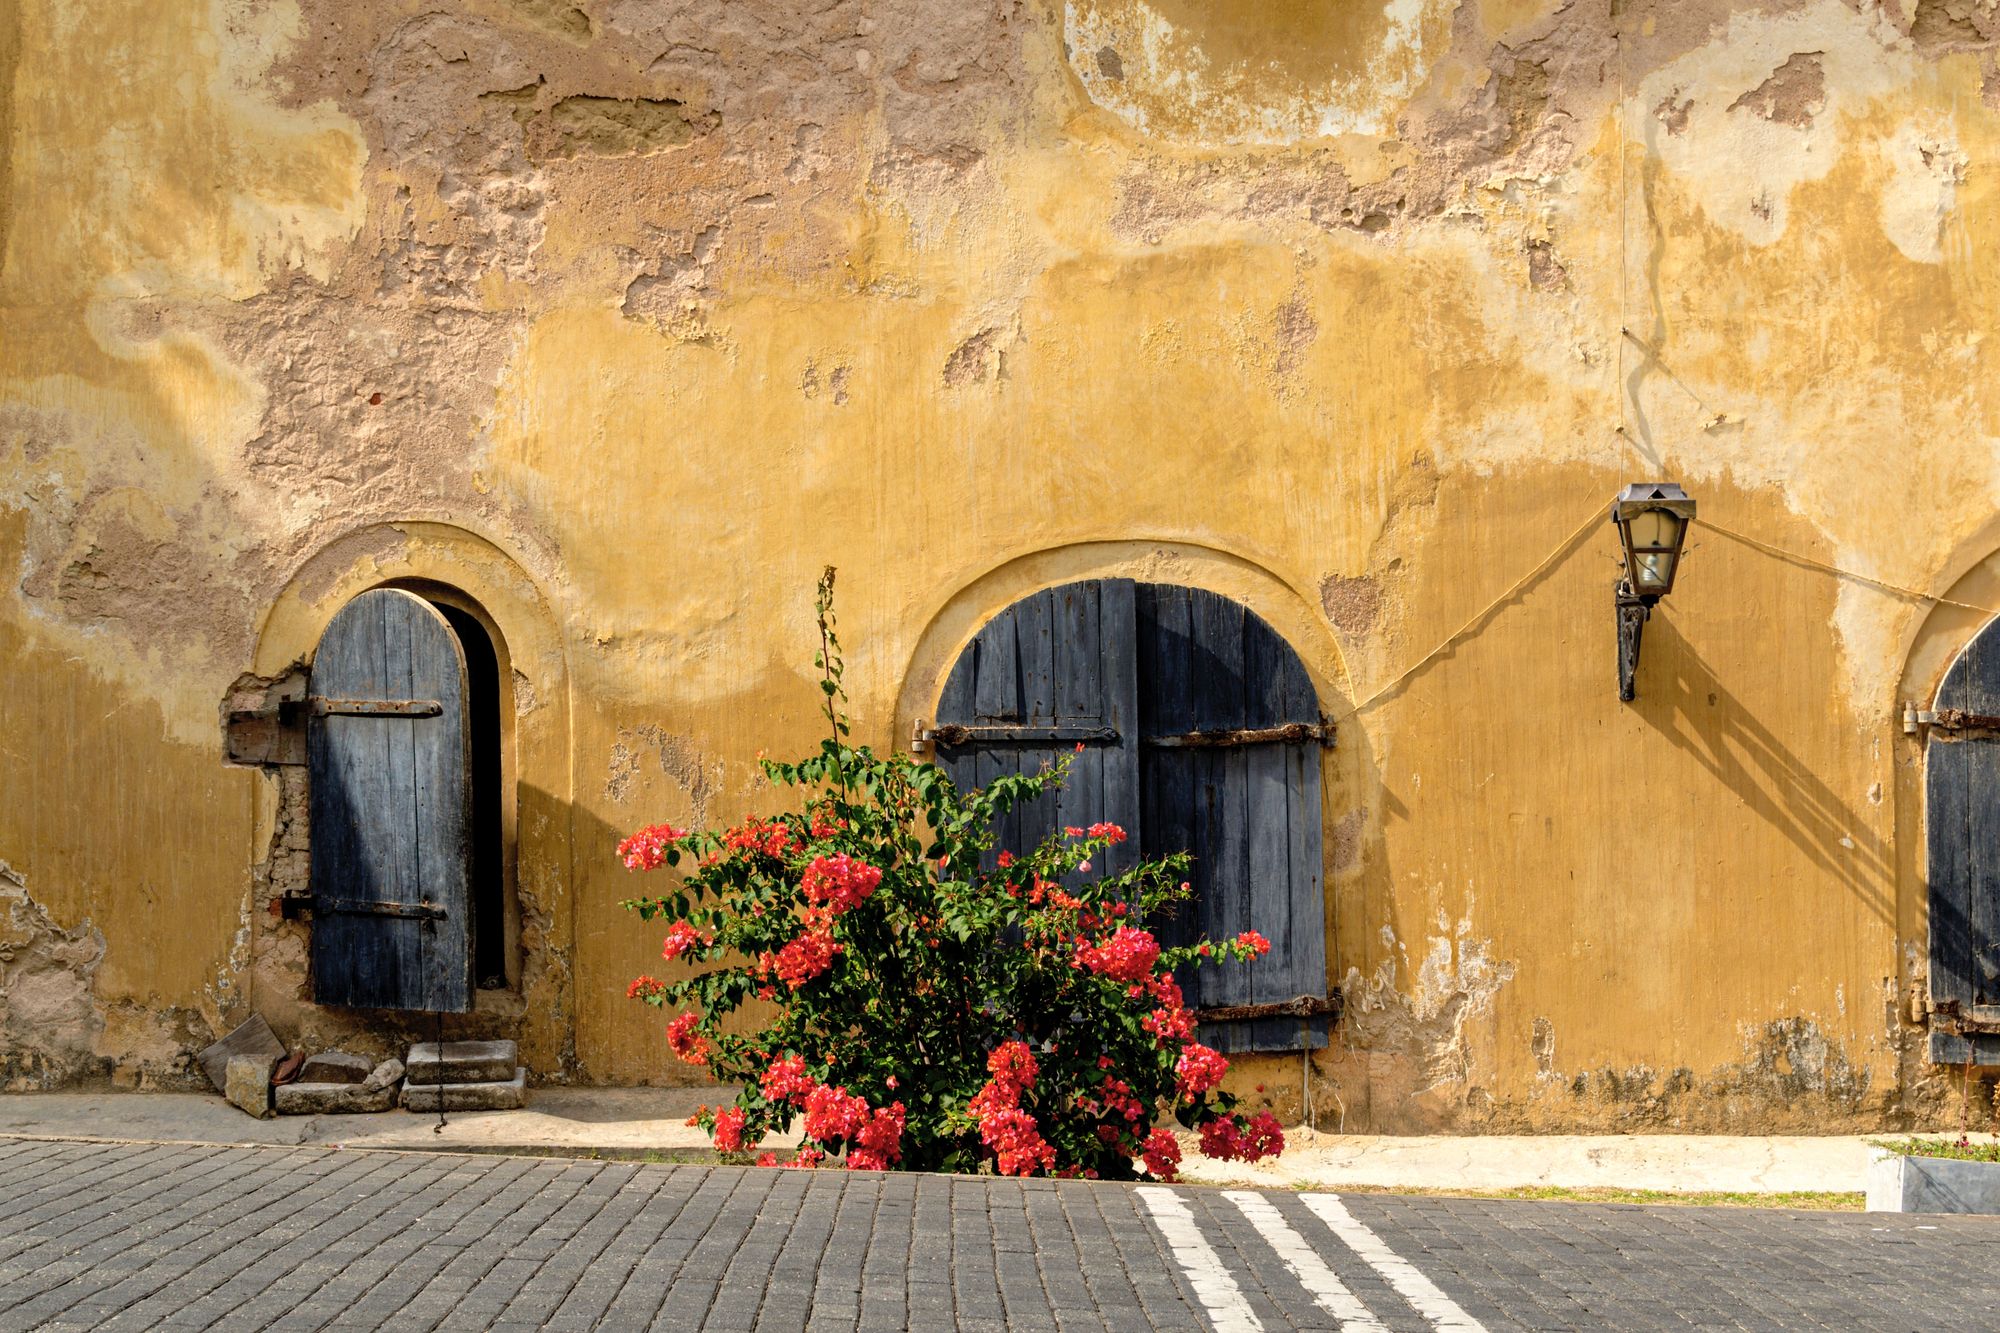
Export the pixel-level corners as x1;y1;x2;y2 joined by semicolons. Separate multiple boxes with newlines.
934;580;1142;884
1137;585;1327;1053
936;580;1330;1052
308;588;473;1012
1927;617;2000;1026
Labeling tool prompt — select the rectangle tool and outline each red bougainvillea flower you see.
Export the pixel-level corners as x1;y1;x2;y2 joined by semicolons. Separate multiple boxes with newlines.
855;1102;906;1163
761;1055;815;1104
1073;926;1161;983
1141;1128;1183;1181
996;850;1015;868
627;975;665;1001
969;1042;1056;1175
665;1013;710;1066
985;1041;1039;1092
1197;1111;1285;1163
1143;1004;1194;1043
764;924;840;989
800;854;883;914
756;1152;780;1168
1240;1111;1285;1160
788;1146;827;1170
808;807;845;838
802;1084;869;1142
847;1148;891;1172
1235;930;1272;958
661;921;709;961
1087;822;1127;843
1175;1043;1229;1097
617;823;684;871
724;816;795;859
712;1106;747;1153
982;1107;1056;1176
1063;826;1085;838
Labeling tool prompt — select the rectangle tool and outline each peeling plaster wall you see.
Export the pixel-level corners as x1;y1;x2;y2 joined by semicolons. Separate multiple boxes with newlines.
6;0;2000;1130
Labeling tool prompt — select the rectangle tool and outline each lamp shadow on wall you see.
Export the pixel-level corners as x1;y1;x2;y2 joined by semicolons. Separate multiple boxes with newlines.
1636;615;1893;926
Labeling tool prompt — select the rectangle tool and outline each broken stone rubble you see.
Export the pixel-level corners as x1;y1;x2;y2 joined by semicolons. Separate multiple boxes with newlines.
210;1030;530;1118
274;1070;399;1115
224;1053;279;1119
297;1050;371;1084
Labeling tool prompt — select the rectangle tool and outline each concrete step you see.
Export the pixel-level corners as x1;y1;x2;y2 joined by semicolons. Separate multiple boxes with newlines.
401;1068;527;1113
405;1040;517;1085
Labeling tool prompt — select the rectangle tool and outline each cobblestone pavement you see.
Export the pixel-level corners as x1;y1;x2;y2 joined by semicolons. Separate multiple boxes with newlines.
1;1137;1996;1331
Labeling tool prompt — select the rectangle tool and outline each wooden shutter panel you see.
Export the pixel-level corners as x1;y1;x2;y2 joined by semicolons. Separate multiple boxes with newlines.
1927;621;2000;1026
1138;585;1327;1053
308;588;474;1012
935;580;1141;883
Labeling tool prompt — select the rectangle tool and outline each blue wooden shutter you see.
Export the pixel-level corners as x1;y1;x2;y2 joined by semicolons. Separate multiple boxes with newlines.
1927;619;2000;1035
935;580;1141;884
308;588;473;1012
1138;585;1328;1053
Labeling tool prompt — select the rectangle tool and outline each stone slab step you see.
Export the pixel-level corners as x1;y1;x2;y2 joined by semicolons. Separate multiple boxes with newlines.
401;1068;527;1113
276;1081;398;1115
405;1040;517;1085
297;1051;371;1085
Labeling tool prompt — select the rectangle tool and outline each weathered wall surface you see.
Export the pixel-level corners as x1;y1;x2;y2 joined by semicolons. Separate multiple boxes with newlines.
7;0;2000;1129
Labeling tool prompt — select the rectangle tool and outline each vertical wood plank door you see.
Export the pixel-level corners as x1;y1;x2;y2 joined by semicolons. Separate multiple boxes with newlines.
1928;619;2000;1022
308;588;474;1012
1138;585;1327;1053
936;579;1330;1053
934;580;1142;884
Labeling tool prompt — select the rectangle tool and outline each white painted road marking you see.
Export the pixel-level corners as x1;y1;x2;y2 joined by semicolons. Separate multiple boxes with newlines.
1223;1191;1388;1332
1136;1186;1263;1332
1302;1193;1489;1332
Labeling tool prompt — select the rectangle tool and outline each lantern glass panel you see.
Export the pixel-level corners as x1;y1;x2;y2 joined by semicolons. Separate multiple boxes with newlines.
1623;508;1683;592
1632;548;1675;591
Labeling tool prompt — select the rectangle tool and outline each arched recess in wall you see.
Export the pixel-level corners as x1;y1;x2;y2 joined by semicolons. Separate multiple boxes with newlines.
1897;540;2000;1070
248;523;572;1040
898;543;1352;1055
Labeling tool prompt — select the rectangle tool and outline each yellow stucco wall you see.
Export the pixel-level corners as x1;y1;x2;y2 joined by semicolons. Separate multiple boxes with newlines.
5;0;1998;1129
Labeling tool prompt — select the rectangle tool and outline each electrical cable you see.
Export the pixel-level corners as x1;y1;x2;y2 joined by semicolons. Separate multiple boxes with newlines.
1333;508;2000;723
1343;503;1607;717
1700;519;2000;619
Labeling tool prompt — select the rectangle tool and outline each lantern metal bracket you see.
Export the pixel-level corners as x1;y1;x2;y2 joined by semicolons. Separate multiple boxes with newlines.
1616;582;1654;703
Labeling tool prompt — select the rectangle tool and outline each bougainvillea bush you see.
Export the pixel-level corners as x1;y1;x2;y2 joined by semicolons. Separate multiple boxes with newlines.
620;570;1283;1179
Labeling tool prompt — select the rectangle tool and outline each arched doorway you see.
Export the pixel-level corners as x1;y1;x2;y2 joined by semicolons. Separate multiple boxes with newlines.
305;583;519;1010
933;578;1333;1052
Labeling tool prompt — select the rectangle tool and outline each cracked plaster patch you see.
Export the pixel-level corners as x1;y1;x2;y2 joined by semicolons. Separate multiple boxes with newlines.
1065;0;1456;145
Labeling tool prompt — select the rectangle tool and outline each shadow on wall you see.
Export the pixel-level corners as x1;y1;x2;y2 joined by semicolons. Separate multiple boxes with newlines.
1636;615;1892;926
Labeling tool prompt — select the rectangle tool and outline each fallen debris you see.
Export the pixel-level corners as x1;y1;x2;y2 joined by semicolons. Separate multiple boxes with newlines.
224;1052;280;1119
197;1015;284;1094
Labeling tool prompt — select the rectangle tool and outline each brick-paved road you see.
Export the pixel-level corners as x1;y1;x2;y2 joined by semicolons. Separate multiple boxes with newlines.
1;1138;1997;1331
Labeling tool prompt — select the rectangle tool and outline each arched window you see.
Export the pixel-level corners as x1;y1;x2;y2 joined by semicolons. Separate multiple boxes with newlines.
1926;617;2000;1037
935;579;1332;1052
306;586;515;1011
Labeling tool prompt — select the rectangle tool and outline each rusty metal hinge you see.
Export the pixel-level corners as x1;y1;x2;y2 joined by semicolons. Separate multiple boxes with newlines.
913;720;1120;751
1904;702;2000;737
305;697;443;718
1143;722;1335;750
315;896;447;921
1192;992;1344;1024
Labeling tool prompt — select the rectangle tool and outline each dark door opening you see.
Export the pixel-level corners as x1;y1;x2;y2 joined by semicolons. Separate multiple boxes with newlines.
430;603;508;991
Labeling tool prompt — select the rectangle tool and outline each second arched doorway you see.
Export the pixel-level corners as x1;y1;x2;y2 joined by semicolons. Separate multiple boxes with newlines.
933;578;1333;1053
